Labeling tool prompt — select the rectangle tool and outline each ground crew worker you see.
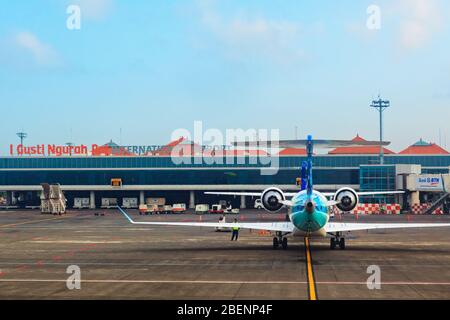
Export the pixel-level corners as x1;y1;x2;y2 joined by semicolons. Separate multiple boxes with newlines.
231;218;239;241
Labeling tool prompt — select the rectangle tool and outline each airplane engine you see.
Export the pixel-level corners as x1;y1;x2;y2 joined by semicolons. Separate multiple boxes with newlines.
261;187;285;212
333;187;359;212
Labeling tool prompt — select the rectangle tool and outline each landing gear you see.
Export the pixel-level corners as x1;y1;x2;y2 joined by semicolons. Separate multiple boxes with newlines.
330;238;336;250
282;237;288;250
330;232;346;250
339;238;346;250
273;237;279;249
273;232;289;250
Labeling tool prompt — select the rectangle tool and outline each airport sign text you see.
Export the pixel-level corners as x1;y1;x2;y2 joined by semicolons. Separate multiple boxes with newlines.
10;144;89;156
416;176;443;190
8;143;233;157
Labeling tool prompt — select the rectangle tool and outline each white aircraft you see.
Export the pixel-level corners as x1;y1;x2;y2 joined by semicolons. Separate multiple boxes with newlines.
119;136;450;250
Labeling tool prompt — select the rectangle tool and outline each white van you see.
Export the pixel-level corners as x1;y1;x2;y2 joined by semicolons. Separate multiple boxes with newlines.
122;198;138;209
254;199;263;209
195;204;209;215
172;203;186;213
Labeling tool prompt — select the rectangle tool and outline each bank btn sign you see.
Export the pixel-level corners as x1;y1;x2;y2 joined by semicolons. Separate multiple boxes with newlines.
416;176;443;190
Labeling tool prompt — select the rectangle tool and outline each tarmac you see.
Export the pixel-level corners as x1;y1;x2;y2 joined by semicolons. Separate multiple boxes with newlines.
0;209;449;300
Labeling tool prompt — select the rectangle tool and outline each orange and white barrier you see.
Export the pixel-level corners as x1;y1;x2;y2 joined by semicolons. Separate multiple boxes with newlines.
411;204;444;215
333;204;401;215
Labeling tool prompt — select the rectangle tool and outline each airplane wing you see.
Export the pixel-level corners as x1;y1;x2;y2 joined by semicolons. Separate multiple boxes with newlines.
325;222;450;233
356;191;405;196
205;192;264;197
118;207;294;233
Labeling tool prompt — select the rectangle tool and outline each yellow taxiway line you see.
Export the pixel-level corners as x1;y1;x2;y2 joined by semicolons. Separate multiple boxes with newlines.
0;216;66;228
304;237;318;300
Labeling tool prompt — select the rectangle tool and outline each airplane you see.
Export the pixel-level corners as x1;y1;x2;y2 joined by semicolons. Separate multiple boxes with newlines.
119;135;450;250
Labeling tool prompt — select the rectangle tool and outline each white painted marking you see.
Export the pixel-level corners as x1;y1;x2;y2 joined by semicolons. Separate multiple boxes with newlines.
0;279;448;286
0;262;274;267
27;240;122;244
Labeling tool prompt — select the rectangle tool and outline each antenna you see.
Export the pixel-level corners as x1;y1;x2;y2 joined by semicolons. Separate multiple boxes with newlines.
66;142;74;156
370;95;390;165
16;130;28;146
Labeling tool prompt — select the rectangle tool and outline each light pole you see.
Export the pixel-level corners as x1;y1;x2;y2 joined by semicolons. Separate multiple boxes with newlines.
370;96;390;165
66;142;74;156
16;131;28;146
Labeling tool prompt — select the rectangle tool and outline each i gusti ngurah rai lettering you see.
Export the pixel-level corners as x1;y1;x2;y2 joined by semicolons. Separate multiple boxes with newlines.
10;144;89;156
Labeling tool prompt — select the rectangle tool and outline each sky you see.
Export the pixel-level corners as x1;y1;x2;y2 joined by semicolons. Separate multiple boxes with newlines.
0;0;450;154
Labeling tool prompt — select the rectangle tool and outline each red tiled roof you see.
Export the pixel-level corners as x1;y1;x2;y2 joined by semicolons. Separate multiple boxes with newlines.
204;149;269;156
153;137;203;156
151;137;268;157
153;137;270;157
328;135;395;155
399;139;449;155
278;148;307;155
165;137;185;148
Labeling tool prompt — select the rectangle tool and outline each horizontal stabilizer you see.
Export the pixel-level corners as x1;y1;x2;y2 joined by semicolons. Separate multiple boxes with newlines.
205;191;298;198
326;200;340;207
322;191;404;198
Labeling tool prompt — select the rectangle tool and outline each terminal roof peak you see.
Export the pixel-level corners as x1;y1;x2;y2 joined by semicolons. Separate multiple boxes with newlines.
105;140;120;147
352;134;365;142
328;135;395;155
400;139;449;155
413;138;431;147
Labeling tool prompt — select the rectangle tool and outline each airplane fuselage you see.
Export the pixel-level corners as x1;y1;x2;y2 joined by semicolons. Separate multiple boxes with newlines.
289;190;330;237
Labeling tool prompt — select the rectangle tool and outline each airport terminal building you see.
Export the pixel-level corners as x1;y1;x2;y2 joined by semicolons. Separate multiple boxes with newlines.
1;136;450;212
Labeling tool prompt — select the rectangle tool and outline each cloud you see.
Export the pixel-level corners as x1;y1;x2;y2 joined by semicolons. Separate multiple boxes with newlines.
196;0;303;62
72;0;113;20
15;32;61;66
346;22;378;43
395;0;443;49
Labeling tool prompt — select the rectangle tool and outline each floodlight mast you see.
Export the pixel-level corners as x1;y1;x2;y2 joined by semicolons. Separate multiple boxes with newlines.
66;142;74;156
370;96;390;165
16;131;28;157
16;131;27;146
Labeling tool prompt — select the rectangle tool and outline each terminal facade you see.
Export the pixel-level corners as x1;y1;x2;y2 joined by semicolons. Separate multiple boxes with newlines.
1;137;449;212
